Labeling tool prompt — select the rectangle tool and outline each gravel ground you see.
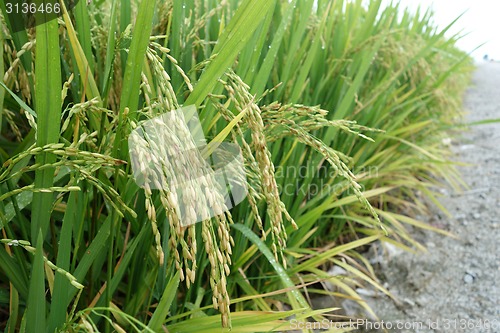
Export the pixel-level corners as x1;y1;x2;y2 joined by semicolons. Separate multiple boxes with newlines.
356;62;500;332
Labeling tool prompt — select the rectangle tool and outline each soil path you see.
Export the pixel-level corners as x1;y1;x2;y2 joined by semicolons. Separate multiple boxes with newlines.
360;62;500;333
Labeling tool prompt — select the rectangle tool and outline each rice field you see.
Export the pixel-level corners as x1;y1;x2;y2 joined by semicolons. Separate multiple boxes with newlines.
0;0;472;332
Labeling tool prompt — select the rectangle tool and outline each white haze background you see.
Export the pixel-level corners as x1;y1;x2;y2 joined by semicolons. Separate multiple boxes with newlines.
381;0;500;61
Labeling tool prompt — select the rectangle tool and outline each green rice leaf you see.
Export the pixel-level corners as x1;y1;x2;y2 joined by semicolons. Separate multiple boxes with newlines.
26;232;46;332
231;223;309;310
31;8;62;241
185;0;276;108
147;271;180;331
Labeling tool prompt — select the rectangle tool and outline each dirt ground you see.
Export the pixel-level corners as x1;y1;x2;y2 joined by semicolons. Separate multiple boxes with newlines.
357;61;500;332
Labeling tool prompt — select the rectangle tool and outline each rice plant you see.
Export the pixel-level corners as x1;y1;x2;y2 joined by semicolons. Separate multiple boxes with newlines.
0;0;472;332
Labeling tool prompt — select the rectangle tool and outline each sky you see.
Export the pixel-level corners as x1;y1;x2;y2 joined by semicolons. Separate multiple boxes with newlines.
381;0;500;60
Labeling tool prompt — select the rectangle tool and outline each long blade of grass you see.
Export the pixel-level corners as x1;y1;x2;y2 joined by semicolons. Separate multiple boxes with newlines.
238;5;274;83
30;7;62;242
118;0;155;114
0;82;37;118
185;0;276;108
47;190;82;332
64;216;112;306
274;0;315;100
289;3;330;102
167;310;302;333
73;0;95;73
201;107;247;158
26;232;46;332
119;0;131;71
7;282;19;333
231;223;309;310
147;271;180;331
60;0;102;107
114;0;156;158
251;0;297;96
102;0;119;98
0;246;29;299
289;235;380;274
